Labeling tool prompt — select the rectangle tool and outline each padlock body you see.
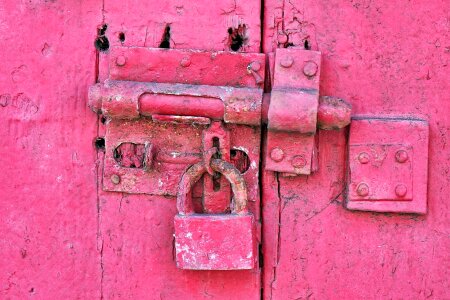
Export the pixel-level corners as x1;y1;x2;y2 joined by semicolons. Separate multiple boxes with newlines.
174;213;256;270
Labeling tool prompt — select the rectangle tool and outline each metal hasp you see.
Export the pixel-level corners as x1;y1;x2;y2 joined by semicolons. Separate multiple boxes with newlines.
346;117;429;214
88;47;264;201
265;48;352;175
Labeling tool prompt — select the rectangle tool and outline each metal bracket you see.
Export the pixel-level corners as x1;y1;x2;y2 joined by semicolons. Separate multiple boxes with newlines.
346;117;429;214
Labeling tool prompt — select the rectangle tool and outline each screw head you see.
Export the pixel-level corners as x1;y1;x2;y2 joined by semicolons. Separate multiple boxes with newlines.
303;61;318;77
270;147;284;162
395;184;407;197
358;152;370;164
280;56;294;68
395;150;409;163
277;33;288;44
291;155;307;168
111;174;121;185
248;61;261;72
115;55;127;67
180;57;191;67
356;183;369;197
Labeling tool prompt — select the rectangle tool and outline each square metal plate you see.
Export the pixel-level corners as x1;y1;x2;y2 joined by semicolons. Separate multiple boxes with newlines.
346;117;429;214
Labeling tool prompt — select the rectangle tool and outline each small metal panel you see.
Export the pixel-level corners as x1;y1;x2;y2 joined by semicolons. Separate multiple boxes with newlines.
109;47;266;88
346;117;429;214
102;119;261;205
174;214;256;270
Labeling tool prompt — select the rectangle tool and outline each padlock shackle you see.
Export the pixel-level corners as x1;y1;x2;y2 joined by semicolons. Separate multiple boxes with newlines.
177;159;248;215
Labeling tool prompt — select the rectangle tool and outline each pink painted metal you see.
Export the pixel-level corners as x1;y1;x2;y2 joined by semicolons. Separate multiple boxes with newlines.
347;117;429;214
2;0;449;299
174;158;256;270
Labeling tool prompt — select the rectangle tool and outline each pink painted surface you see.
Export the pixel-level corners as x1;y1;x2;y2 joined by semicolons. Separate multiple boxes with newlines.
262;0;449;299
0;1;102;298
1;0;448;299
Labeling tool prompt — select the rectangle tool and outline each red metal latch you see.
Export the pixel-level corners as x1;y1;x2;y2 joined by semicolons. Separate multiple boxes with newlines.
265;48;352;175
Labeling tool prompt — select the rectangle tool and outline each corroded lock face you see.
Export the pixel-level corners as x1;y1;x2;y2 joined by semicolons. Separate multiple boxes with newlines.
174;159;256;270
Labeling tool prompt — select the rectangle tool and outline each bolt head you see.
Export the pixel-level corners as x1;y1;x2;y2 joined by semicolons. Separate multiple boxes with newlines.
303;61;318;77
356;183;369;197
270;147;284;162
358;152;370;164
180;57;191;67
291;155;307;168
395;150;409;163
277;33;288;44
115;55;127;67
280;56;294;68
395;184;407;197
248;61;261;72
111;174;121;185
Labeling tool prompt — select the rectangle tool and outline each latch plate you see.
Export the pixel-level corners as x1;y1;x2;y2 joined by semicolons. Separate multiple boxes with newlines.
346;117;429;214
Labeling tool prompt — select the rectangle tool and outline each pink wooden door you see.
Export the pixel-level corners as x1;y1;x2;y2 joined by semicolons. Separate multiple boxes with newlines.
1;0;448;299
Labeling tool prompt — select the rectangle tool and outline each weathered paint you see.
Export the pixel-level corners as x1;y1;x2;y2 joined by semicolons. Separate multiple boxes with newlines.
0;1;102;298
1;0;449;299
262;0;449;299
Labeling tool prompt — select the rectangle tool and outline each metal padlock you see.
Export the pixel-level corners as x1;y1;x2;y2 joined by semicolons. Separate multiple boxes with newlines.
174;158;256;270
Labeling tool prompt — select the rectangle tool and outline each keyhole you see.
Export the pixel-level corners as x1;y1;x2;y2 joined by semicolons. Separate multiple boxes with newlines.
212;137;222;191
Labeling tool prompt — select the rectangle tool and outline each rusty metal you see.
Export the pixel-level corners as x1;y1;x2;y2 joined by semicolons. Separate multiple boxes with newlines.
174;158;254;270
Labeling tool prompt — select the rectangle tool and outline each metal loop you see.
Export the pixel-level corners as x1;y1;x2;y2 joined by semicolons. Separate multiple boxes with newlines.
203;147;218;176
176;159;248;215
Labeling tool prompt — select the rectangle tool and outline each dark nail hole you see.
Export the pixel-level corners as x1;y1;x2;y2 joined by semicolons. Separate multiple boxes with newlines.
98;24;107;35
284;42;294;48
118;32;125;43
227;24;247;52
100;116;107;124
29;287;35;293
95;24;109;52
95;36;109;51
304;39;311;50
159;25;171;49
95;137;105;150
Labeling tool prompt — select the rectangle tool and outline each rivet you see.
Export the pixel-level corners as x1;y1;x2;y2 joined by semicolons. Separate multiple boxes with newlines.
395;150;408;163
395;184;407;197
270;147;284;162
356;183;369;197
358;152;370;164
303;61;318;77
111;174;121;185
248;61;261;72
291;155;307;168
180;57;191;67
277;33;288;44
280;56;294;68
115;55;127;67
